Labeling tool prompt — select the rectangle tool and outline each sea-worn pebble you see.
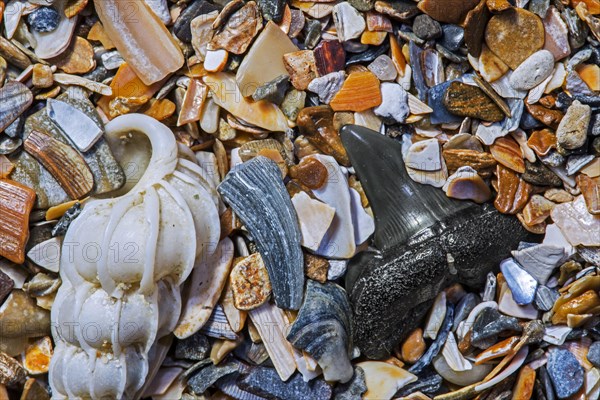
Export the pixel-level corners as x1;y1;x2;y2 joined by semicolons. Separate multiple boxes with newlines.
495;165;533;214
522;194;556;225
401;328;426;364
522;160;562;187
443;148;497;177
374;0;419;21
413;14;442;40
367;55;397;82
479;45;510;83
509;50;555;90
547;348;584;399
333;2;366;42
27;7;60;33
239;367;332;400
500;258;538;305
588;342;600;368
417;0;479;24
314;40;346;76
441;25;464;53
374;83;409;123
258;0;285;22
443;81;504;122
490;136;526;174
556;100;591;150
307;71;345;104
0;351;26;386
528;128;557;157
485;8;545;70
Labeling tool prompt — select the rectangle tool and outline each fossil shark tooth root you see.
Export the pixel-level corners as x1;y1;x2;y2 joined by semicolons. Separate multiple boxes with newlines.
339;124;538;359
218;156;305;310
287;280;354;383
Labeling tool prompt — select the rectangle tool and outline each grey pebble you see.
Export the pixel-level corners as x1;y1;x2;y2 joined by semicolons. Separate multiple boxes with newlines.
303;19;322;49
368;54;397;82
472;308;522;349
509;50;555;90
307;71;345;104
547;348;584;399
252;75;290;106
556;100;591;150
588;342;600;368
412;14;442;40
522;160;563;187
258;0;285;22
175;332;211;361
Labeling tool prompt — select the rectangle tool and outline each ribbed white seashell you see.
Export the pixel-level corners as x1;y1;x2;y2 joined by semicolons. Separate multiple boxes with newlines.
49;114;221;399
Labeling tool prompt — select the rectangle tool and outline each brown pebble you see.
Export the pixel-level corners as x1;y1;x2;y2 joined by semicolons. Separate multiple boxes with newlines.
576;174;600;215
443;148;497;177
552;290;600;325
525;103;564;130
443;81;505;122
401;328;426;363
494;164;533;214
303;252;329;283
291;156;329;190
0;352;26;386
283;50;319;91
517;213;547;234
521;194;556;225
230;253;272;311
486;0;512;12
32;64;54;89
51;36;96;74
465;0;491;57
418;0;480;24
485;8;545;69
512;365;536;400
527;129;557;157
490;136;525;174
297;105;350;166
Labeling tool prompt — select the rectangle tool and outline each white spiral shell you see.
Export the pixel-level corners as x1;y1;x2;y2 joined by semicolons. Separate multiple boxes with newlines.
49;114;221;399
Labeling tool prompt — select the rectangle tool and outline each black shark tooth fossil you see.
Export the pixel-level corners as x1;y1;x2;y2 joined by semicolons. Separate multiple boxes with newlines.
340;125;538;360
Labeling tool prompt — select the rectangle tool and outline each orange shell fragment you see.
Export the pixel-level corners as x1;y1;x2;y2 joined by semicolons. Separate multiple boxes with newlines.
330;71;382;112
0;179;36;264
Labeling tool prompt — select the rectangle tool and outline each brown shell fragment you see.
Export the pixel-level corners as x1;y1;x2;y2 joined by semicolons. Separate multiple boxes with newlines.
297;105;350;166
290;156;329;189
142;98;176;121
417;0;480;24
177;78;208;126
0;351;26;386
485;8;545;69
527;129;557;157
552;290;600;324
210;1;263;54
494;165;533;214
490;136;525;174
283;50;319;91
230;253;272;311
314;40;346;76
442;149;497;177
576;174;600;214
330;71;382;112
51;36;96;74
521;194;556;225
24;130;94;200
525;103;564;130
87;21;115;50
0;179;36;264
465;0;491;57
443;81;505;122
512;365;536;399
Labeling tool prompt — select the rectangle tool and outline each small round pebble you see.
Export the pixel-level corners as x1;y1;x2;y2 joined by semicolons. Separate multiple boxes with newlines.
27;7;61;33
412;14;442;40
509;50;555;90
546;348;584;399
588;341;600;368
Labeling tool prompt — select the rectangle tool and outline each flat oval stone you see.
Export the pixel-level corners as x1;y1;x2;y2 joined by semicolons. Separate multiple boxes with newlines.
509;50;555;90
443;81;504;122
546;348;584;399
485;8;545;70
418;0;479;24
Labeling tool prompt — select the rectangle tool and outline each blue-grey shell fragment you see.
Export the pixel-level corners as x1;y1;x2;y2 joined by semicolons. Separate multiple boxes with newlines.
287;280;353;383
218;156;304;310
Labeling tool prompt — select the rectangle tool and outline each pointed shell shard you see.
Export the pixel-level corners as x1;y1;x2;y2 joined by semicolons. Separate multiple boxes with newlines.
218;157;304;310
287;280;354;383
